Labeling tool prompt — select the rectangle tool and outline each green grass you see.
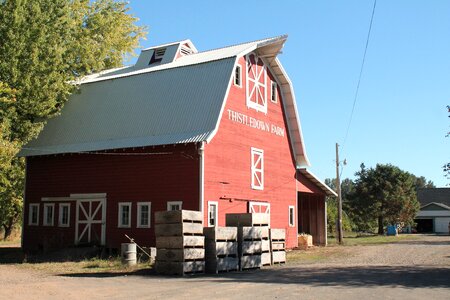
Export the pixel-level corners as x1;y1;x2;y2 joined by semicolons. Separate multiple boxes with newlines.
327;233;419;246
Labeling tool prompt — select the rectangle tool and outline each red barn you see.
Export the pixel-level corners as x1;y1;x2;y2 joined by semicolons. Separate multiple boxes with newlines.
20;36;336;252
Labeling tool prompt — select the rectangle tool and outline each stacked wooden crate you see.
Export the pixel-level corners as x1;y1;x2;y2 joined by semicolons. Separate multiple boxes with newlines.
226;213;270;270
270;228;286;264
204;227;239;273
154;210;205;275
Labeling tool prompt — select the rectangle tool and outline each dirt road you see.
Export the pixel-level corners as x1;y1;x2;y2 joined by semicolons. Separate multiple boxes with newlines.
1;234;449;299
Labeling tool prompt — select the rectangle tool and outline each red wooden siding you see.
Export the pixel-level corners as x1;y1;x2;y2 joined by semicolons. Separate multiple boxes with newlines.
23;144;199;251
204;55;299;248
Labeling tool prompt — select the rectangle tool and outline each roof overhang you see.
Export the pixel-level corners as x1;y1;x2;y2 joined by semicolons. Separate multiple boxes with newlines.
298;168;337;197
420;202;450;210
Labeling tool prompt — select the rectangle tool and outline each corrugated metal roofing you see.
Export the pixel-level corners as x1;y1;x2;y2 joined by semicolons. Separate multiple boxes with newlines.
21;58;235;156
20;35;311;168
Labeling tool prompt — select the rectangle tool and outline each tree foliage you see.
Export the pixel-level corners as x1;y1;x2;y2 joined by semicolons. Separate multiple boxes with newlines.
347;164;420;234
0;0;146;239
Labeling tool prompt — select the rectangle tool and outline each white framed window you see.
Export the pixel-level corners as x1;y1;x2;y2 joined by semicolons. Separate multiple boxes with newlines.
43;203;55;226
234;64;242;87
271;81;278;103
137;202;151;228
246;53;267;114
118;202;132;228
289;205;295;227
208;201;218;227
28;203;39;226
251;147;264;190
167;201;182;211
58;203;70;227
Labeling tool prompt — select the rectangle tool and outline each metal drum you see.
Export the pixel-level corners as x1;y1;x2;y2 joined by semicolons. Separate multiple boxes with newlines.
121;243;137;266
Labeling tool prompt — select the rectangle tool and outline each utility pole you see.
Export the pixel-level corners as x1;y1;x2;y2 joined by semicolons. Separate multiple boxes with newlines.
335;143;343;244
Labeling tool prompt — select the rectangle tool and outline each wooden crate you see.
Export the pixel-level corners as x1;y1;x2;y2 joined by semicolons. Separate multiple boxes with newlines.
155;223;203;237
204;227;237;241
156;248;205;262
240;254;262;270
156;236;204;249
270;229;286;241
206;241;238;257
261;252;272;266
261;239;271;252
271;241;286;251
205;256;239;274
155;260;205;275
155;210;202;224
272;251;286;264
238;226;263;241
226;213;269;227
240;240;262;255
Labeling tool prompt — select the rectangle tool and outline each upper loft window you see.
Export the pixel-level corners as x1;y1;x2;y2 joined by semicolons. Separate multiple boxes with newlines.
234;65;242;87
246;53;267;114
271;81;278;103
154;48;166;60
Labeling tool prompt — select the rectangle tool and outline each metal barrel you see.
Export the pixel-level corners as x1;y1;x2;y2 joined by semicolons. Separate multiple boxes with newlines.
121;243;137;266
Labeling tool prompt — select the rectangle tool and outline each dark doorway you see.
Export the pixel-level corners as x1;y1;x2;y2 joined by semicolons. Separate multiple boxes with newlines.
415;218;433;233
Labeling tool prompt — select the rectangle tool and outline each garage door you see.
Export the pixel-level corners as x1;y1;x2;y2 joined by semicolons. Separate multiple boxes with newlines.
435;217;450;233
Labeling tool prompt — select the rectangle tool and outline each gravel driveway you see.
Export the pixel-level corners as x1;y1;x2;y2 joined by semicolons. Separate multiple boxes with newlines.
0;234;449;299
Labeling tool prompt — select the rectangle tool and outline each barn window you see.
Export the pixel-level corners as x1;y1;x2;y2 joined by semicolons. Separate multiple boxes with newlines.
58;203;70;227
43;203;54;226
246;53;267;114
251;147;264;190
208;201;218;227
118;202;132;228
271;81;278;103
234;64;242;87
137;202;151;228
289;205;295;227
167;201;182;211
28;203;39;226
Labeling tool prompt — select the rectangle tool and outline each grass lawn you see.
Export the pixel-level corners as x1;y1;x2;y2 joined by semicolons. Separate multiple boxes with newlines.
327;233;419;246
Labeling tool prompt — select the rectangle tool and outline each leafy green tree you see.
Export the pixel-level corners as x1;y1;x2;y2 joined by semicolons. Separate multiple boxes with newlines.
347;164;420;234
324;178;354;234
413;176;435;190
0;0;146;239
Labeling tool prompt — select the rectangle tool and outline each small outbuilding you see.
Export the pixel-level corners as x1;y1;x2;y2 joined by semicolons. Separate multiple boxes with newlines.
415;188;450;234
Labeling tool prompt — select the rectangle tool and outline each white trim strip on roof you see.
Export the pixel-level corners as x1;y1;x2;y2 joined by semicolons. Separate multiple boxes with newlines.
298;168;337;197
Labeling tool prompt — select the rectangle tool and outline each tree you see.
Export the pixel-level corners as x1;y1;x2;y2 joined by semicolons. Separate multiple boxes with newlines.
413;176;435;190
0;0;146;239
324;178;354;234
347;164;420;234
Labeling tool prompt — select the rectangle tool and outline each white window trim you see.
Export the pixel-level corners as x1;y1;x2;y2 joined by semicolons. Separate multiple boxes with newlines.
207;201;219;227
43;203;55;226
246;53;267;114
28;203;39;226
167;201;183;211
58;203;70;227
137;202;151;228
289;205;295;227
234;64;242;87
271;81;278;103
251;147;264;190
118;202;132;228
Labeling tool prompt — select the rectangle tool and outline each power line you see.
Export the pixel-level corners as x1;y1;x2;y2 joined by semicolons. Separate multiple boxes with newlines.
342;0;377;151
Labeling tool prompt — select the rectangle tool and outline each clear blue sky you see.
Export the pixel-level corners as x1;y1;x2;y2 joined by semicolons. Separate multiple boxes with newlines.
127;0;450;187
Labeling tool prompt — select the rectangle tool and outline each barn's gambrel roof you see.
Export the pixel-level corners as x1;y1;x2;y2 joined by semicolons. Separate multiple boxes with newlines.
20;36;310;167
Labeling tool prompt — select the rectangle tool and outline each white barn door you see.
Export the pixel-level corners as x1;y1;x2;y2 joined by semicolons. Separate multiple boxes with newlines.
75;198;106;246
249;202;270;226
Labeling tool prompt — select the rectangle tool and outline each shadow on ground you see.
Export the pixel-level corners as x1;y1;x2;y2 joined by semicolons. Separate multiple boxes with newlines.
60;265;450;289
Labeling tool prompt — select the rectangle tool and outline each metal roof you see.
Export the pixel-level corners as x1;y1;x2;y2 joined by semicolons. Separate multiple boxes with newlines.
20;36;311;166
417;188;450;207
298;168;338;197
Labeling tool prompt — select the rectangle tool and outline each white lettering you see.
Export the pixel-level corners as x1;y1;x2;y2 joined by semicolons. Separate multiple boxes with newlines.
227;109;285;137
